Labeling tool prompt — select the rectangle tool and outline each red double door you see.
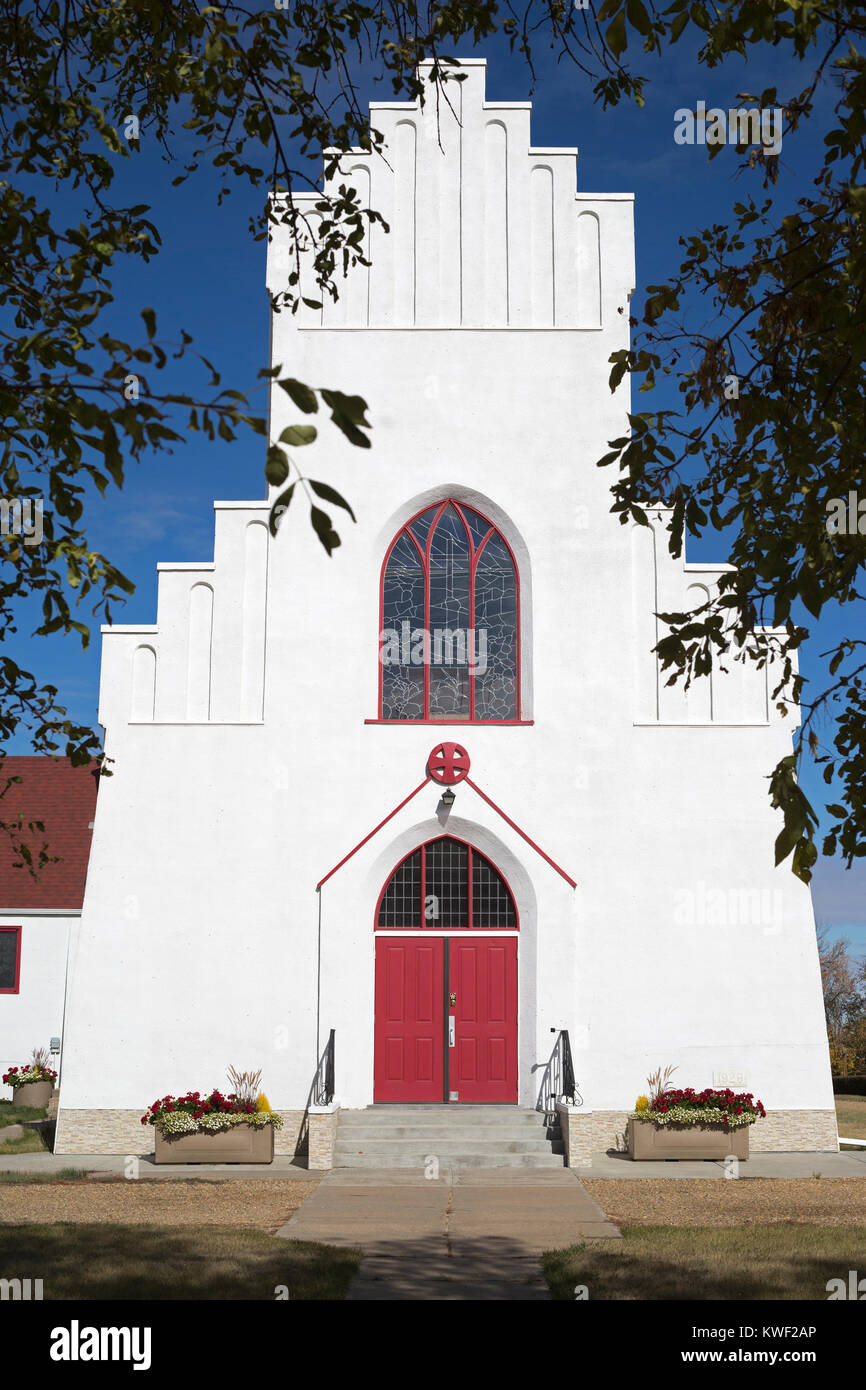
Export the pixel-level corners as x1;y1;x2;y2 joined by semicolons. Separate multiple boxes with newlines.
374;936;518;1103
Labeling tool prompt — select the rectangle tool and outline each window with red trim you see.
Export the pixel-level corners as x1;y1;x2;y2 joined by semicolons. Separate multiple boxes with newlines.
379;500;519;721
0;926;21;993
376;837;517;929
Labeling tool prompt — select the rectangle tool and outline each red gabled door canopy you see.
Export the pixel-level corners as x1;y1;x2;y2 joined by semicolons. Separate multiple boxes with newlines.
317;745;577;890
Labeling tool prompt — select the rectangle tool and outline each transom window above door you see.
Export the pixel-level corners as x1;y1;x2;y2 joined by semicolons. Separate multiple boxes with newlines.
376;836;518;930
379;500;520;722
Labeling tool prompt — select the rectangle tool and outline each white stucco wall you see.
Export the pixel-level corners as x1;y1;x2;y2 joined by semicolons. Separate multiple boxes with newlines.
56;58;833;1136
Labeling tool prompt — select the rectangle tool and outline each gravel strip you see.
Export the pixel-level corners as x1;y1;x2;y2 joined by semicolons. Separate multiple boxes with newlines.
0;1178;320;1234
583;1177;866;1228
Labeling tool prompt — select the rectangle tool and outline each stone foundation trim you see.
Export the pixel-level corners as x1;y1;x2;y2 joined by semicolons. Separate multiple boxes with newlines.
584;1108;839;1156
307;1102;341;1170
54;1108;307;1157
556;1102;593;1168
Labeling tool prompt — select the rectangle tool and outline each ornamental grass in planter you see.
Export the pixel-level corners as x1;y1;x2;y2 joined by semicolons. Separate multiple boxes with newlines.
142;1068;282;1165
628;1084;766;1161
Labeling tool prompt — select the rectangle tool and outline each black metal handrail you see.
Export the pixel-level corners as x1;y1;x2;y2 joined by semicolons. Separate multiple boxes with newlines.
538;1028;583;1118
314;1028;335;1106
560;1028;580;1107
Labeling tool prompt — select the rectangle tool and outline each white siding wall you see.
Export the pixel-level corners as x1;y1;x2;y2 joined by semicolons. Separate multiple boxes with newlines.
1;915;71;1086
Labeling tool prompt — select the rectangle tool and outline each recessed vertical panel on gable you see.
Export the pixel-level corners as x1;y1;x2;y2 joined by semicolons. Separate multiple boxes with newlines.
754;644;774;724
551;155;579;328
154;570;199;721
459;67;486;327
240;521;269;721
367;110;398;326
130;645;156;722
209;512;242;723
684;582;713;722
343;162;372;327
414;89;442;327
393;121;418;326
576;209;602;328
186;583;214;721
708;630;741;724
529;165;555;327
716;628;770;725
482;120;509;326
289;195;324;328
503;106;531;327
740;629;771;724
321;164;348;329
631;520;659;722
654;532;689;724
436;79;463;326
321;157;371;329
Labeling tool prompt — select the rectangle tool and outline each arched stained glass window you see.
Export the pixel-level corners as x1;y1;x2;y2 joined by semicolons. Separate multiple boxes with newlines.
376;837;518;930
379;501;519;721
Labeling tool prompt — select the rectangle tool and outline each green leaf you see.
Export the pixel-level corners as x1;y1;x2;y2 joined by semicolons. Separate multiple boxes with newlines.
309;480;356;521
320;389;371;426
269;484;296;536
605;10;628;59
279;425;318;446
627;0;652;37
278;378;319;414
309;504;341;555
265;446;290;486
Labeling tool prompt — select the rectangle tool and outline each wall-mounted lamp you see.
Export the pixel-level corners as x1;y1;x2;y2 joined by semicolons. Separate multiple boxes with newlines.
440;787;456;809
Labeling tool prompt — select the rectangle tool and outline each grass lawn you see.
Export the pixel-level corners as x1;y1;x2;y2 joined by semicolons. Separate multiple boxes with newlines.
835;1094;866;1141
0;1223;361;1299
0;1131;48;1155
544;1225;866;1300
0;1101;48;1128
0;1100;50;1155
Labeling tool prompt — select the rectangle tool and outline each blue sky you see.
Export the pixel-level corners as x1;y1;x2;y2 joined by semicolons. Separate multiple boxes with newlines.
5;24;864;952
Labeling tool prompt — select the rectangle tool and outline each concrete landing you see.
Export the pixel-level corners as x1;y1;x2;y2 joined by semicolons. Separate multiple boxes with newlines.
275;1167;620;1300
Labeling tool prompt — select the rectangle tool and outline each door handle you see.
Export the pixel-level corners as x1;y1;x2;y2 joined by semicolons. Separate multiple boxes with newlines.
449;1016;456;1048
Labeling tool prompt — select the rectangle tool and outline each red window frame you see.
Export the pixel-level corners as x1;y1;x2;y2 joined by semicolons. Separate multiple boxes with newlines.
0;926;21;994
375;834;519;931
377;499;522;723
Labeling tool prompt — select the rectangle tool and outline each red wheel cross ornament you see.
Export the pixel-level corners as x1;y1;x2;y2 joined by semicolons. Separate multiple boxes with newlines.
427;743;470;786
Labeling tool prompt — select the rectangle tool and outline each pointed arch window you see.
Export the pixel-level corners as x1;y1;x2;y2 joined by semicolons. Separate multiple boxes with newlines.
376;836;518;929
379;501;520;721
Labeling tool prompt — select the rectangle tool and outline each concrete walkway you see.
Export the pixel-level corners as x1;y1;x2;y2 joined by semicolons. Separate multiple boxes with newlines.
2;1149;864;1178
0;1152;318;1179
581;1149;866;1178
275;1168;620;1300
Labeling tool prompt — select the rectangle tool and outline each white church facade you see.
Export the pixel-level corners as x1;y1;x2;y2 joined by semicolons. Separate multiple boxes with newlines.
53;59;836;1160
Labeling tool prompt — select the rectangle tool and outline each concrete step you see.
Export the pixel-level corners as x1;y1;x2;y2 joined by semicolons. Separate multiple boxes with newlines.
333;1151;566;1169
336;1123;560;1142
332;1106;564;1170
339;1108;551;1127
336;1137;564;1157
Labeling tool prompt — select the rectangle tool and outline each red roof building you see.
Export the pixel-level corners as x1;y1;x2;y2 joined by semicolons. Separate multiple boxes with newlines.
0;758;99;909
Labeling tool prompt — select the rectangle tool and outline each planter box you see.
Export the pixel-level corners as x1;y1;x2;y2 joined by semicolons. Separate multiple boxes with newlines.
154;1122;274;1165
628;1117;750;1161
12;1082;54;1110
